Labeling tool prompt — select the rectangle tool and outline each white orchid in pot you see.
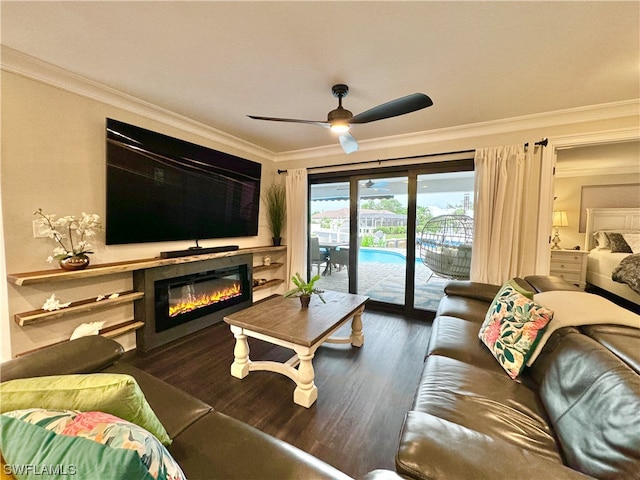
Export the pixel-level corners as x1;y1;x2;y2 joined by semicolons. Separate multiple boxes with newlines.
33;208;102;271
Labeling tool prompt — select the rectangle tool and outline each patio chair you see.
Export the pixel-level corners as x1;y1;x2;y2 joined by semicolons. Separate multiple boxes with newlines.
331;246;349;273
310;237;330;276
419;215;473;280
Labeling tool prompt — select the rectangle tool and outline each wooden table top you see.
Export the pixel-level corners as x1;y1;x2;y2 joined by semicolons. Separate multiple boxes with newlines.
223;290;368;347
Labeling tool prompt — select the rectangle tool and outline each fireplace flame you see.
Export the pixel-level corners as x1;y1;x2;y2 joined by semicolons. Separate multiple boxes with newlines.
169;282;242;317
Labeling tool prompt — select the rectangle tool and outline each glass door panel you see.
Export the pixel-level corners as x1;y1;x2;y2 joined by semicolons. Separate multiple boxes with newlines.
414;171;475;311
356;176;408;305
310;181;350;293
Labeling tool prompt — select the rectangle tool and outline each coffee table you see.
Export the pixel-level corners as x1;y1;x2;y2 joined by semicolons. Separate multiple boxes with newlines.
223;290;368;408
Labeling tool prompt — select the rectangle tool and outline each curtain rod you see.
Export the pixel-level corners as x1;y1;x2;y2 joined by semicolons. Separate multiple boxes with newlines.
276;138;547;174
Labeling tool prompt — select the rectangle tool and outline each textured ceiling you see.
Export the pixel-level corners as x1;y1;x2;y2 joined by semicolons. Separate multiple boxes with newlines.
2;1;639;154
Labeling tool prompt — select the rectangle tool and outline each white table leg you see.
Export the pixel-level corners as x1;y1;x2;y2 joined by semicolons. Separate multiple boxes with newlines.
293;347;318;408
230;325;250;379
350;307;365;347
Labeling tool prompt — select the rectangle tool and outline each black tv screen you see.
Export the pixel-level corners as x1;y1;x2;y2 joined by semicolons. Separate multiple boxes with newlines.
106;118;261;245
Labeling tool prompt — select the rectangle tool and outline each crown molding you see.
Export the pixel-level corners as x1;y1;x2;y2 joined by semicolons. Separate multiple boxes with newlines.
1;46;276;162
549;127;640;149
4;45;637;166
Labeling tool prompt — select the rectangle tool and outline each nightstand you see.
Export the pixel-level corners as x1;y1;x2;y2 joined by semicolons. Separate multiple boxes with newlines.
549;249;589;288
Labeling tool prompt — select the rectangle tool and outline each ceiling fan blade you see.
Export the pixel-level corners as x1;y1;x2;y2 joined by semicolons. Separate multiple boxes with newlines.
247;115;329;127
338;132;359;154
350;93;433;124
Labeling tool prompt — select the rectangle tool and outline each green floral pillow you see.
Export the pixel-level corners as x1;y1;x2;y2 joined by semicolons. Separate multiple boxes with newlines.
1;409;185;480
479;281;553;379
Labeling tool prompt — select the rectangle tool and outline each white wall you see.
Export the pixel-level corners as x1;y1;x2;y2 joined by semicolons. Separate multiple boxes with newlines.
0;176;11;361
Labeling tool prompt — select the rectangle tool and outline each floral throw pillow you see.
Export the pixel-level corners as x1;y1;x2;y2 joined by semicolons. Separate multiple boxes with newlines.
2;409;185;480
479;282;554;379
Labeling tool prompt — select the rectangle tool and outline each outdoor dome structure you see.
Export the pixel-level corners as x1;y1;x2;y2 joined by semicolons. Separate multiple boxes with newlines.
419;214;474;280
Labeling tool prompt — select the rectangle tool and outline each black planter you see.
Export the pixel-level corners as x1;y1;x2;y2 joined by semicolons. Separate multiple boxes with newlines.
272;237;282;246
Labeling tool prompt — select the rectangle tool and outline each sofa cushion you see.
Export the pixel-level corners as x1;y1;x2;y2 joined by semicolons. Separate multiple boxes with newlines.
442;281;502;303
539;331;640;480
427;316;506;374
2;409;185;480
397;412;589;480
435;295;491;324
102;362;213;440
0;336;124;383
0;373;171;445
479;283;553;379
411;355;560;461
581;324;640;374
169;409;352;480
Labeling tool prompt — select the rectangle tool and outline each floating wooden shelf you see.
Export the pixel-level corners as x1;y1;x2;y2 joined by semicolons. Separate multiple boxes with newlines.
15;320;145;357
100;320;145;339
8;245;287;286
253;262;284;273
14;290;144;326
253;279;284;292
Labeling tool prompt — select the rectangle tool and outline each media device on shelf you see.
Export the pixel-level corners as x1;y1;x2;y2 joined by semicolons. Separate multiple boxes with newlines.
106;118;261;245
159;245;239;259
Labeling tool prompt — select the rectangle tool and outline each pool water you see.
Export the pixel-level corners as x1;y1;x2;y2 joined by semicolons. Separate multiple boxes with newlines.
358;248;421;264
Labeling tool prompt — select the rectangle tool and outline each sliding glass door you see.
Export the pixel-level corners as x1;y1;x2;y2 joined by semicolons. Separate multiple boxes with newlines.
414;171;475;311
309;160;474;313
356;176;408;305
310;181;350;294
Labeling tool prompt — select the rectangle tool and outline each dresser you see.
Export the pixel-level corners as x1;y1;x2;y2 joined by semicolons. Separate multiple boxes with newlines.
549;249;589;288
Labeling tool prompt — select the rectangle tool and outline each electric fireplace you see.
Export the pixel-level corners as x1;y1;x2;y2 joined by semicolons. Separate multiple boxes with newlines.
154;265;248;333
134;254;253;351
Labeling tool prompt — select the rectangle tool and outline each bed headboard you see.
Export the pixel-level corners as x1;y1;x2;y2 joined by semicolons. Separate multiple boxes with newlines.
585;207;640;250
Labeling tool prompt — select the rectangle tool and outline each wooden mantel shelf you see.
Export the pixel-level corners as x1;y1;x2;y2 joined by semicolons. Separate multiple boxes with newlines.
8;245;286;286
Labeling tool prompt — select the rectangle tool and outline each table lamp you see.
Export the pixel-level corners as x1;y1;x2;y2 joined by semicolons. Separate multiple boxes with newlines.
551;211;569;250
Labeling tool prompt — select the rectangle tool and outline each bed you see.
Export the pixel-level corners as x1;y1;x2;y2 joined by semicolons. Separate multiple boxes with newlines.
584;207;640;306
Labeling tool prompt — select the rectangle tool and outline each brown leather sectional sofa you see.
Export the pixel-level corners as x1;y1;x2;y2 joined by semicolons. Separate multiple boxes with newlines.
395;276;640;480
2;276;638;479
0;336;351;480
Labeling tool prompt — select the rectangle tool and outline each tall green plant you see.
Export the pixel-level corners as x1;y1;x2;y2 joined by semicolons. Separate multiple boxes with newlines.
265;182;286;239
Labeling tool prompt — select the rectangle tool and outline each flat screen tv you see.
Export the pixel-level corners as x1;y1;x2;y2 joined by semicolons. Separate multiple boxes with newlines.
106;118;261;245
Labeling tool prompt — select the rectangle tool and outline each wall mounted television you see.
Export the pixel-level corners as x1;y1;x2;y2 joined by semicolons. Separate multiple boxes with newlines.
106;118;261;245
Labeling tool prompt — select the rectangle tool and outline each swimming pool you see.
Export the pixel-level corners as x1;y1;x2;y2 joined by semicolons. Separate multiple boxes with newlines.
358;248;421;264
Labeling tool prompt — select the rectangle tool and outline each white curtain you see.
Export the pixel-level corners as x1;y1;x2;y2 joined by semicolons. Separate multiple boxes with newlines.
285;168;308;288
471;143;551;285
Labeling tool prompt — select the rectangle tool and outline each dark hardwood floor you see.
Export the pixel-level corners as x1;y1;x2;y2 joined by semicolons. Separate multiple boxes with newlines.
124;309;432;479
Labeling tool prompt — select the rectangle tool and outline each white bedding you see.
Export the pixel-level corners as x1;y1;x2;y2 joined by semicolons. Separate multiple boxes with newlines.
588;249;631;276
587;248;640;304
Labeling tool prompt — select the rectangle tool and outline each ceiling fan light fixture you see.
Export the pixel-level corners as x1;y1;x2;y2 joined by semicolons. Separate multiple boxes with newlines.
330;123;350;134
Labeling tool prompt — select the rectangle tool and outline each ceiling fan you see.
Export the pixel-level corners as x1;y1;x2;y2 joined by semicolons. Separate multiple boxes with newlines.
248;84;433;154
362;179;389;190
335;179;389;191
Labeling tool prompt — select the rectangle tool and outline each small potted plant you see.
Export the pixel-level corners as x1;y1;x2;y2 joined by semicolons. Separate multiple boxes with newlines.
284;272;326;308
264;182;286;246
